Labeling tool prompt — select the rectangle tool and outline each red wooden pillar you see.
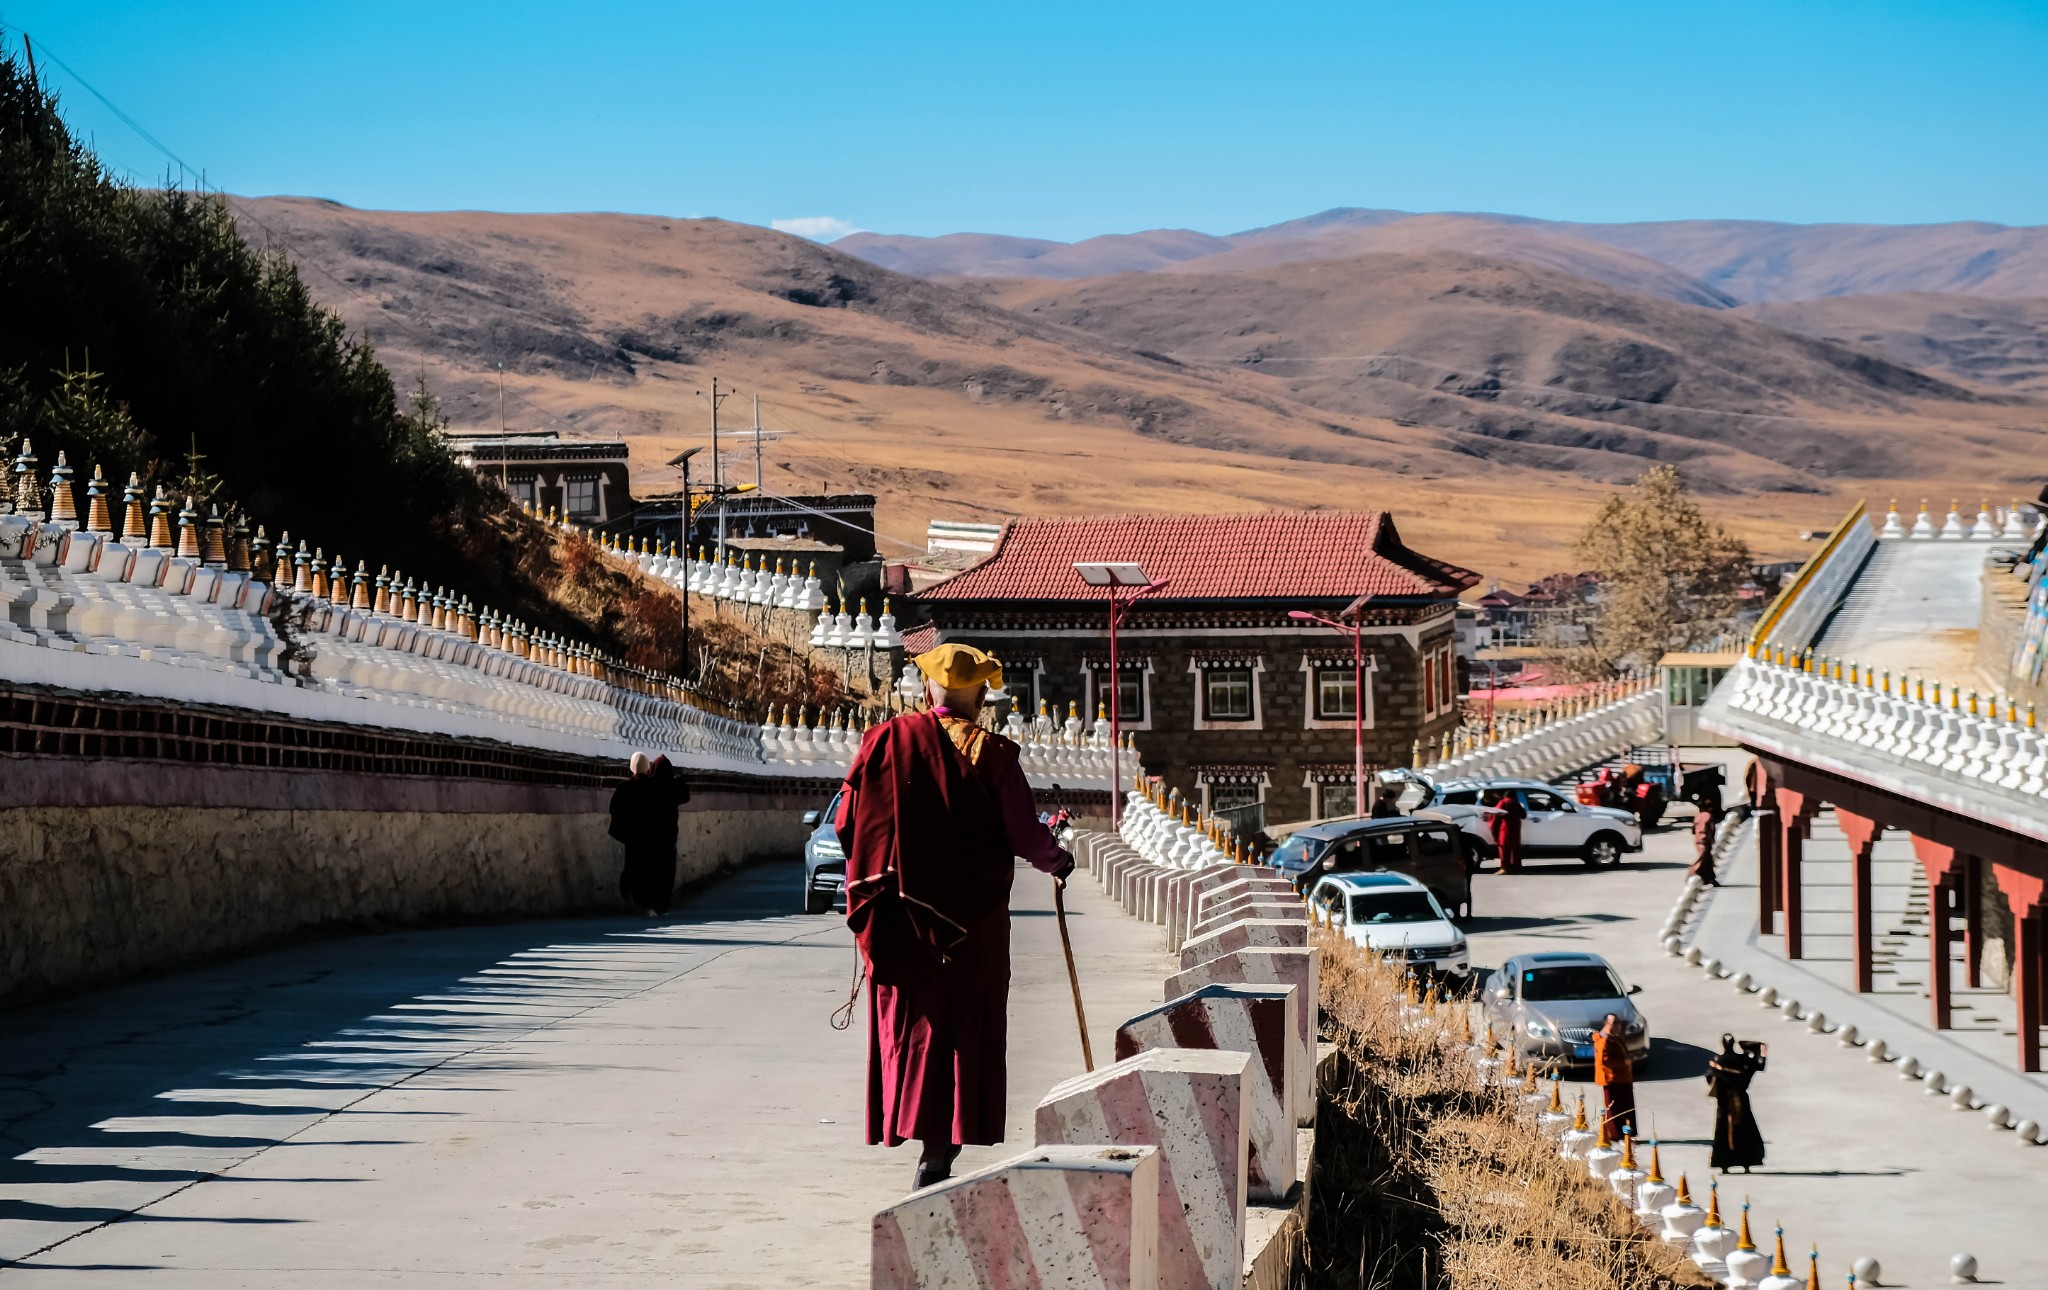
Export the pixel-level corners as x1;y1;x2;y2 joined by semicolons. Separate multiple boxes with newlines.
1910;835;1962;1030
1775;787;1817;960
1964;856;1984;989
1837;810;1884;994
1749;759;1779;935
1993;864;2046;1074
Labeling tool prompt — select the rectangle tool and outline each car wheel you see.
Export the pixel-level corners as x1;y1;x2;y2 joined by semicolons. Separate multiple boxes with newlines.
1582;832;1625;867
803;883;832;915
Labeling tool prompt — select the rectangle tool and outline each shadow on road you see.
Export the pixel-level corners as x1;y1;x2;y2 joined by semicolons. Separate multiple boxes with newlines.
0;859;811;1269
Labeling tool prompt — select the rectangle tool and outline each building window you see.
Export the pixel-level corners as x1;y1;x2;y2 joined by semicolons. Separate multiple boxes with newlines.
1086;661;1151;730
565;477;599;517
1320;780;1356;819
1205;668;1254;721
1438;645;1455;710
506;475;538;507
1423;653;1437;717
1315;667;1356;720
1196;767;1270;834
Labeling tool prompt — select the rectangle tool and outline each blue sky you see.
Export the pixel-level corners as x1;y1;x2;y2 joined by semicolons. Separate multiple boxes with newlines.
6;1;2045;241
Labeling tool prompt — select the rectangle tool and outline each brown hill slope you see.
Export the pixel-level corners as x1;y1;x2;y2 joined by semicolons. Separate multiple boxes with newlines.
985;251;2030;490
235;199;2038;577
1738;293;2048;394
838;208;2048;304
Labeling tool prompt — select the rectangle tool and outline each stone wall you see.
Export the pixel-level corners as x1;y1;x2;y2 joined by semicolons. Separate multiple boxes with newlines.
0;790;816;1007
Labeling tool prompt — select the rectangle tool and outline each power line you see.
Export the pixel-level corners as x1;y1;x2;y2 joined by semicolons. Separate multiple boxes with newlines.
1;23;574;436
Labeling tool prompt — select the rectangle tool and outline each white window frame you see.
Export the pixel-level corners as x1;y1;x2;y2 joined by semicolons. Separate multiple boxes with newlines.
1083;659;1153;732
565;475;601;519
1300;654;1377;731
1188;656;1265;732
1196;768;1271;817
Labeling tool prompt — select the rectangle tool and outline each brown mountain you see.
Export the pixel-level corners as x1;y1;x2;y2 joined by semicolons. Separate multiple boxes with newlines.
1738;293;2048;394
837;208;2048;304
982;250;2022;492
232;197;2039;579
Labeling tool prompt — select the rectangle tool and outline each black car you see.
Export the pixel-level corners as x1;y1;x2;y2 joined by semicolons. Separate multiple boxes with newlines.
801;792;846;914
1268;814;1473;916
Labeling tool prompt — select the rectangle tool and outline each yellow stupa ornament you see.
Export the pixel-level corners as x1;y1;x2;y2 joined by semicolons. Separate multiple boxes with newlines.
1570;1091;1589;1133
1736;1200;1757;1252
1618;1126;1637;1171
1769;1226;1791;1279
1703;1178;1721;1228
1546;1074;1563;1113
1674;1173;1692;1207
1645;1139;1664;1184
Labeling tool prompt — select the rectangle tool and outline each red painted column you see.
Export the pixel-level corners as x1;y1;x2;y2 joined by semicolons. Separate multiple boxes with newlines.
1837;809;1884;995
1911;836;1962;1031
2015;912;2042;1075
1776;787;1815;961
1993;864;2047;1075
1930;873;1954;1030
1750;759;1779;935
1964;857;1984;989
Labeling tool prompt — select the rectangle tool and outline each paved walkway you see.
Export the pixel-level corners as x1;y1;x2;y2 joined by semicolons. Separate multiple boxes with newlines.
1460;766;2048;1289
0;861;1172;1286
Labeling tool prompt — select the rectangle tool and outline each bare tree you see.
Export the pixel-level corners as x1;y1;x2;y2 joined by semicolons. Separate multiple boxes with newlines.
1572;464;1751;674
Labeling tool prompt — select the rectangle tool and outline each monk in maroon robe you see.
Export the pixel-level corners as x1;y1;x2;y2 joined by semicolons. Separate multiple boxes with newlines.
837;644;1074;1189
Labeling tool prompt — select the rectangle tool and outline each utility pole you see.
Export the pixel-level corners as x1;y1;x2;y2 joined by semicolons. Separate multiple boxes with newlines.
698;379;735;564
752;394;764;488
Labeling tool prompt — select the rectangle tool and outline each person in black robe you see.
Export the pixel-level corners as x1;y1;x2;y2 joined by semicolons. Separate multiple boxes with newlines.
608;753;689;915
1707;1033;1767;1171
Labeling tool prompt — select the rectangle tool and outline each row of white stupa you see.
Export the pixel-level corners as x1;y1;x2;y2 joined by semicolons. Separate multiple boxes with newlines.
756;692;1121;788
569;525;911;651
1725;647;2048;801
1117;787;1239;869
0;451;770;766
1878;498;2037;541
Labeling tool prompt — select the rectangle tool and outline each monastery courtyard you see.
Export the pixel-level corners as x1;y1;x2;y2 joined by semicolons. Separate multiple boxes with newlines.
4;767;2041;1288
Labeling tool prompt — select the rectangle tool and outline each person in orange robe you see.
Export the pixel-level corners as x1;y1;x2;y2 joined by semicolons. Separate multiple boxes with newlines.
837;644;1075;1190
1592;1012;1637;1141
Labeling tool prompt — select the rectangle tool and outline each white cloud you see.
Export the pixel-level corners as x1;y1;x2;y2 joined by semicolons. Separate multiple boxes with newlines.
771;216;863;243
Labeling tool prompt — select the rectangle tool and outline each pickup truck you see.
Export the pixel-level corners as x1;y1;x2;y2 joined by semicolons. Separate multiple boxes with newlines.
1376;769;1644;868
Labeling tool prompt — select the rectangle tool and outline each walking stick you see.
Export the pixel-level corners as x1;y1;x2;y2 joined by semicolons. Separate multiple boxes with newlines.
1052;878;1094;1071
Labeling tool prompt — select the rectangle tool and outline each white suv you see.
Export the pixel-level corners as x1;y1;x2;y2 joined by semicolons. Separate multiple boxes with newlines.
1377;771;1643;867
1309;872;1470;980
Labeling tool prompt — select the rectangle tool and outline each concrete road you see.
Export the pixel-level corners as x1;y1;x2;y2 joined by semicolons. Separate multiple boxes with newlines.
1462;799;2048;1289
0;859;1173;1286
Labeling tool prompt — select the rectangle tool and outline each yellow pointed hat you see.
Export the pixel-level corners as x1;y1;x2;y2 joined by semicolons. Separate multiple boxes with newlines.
913;643;1003;692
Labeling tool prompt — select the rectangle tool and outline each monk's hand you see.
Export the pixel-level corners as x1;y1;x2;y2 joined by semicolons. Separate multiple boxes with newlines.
1051;854;1076;885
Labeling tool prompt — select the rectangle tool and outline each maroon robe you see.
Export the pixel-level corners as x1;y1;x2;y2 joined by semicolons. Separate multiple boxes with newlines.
838;709;1062;1148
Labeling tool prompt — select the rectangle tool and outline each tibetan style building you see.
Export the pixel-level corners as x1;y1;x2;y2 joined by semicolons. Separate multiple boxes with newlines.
914;512;1481;832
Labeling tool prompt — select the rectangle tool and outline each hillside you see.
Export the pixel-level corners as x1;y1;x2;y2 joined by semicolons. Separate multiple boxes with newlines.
235;198;2042;579
837;207;2048;303
983;251;2025;491
1738;293;2048;394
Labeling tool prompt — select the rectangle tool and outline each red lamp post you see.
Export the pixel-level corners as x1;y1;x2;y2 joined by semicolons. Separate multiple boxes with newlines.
1289;600;1372;818
1075;562;1169;826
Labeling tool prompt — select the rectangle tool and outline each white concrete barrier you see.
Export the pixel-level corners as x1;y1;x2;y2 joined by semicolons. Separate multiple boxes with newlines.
1163;948;1320;1127
1115;984;1300;1201
1178;919;1311;970
871;1144;1159;1290
1035;1049;1251;1290
1172;867;1279;948
1187;903;1305;943
1192;879;1298;928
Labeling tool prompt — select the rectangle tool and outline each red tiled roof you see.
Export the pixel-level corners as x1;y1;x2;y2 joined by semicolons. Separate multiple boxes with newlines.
919;513;1479;604
899;622;939;655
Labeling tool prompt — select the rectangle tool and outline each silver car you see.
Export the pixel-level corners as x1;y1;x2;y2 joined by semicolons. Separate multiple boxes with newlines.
1480;951;1649;1070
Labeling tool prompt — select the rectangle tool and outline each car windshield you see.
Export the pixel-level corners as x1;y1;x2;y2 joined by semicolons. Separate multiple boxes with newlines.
1271;835;1317;869
1521;965;1626;1001
1349;891;1441;924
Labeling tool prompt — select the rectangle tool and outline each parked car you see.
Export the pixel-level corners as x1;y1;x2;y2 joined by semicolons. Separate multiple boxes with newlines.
1377;770;1642;867
801;792;846;914
1270;815;1472;915
1308;872;1470;980
1479;951;1650;1070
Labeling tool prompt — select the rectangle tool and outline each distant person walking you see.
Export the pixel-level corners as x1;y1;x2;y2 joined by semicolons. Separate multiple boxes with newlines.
1707;1034;1768;1172
1369;791;1399;819
1687;801;1723;886
608;752;690;915
1481;788;1526;872
1593;1012;1637;1141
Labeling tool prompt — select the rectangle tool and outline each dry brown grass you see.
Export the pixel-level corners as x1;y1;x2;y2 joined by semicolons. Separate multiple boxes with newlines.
1307;931;1712;1290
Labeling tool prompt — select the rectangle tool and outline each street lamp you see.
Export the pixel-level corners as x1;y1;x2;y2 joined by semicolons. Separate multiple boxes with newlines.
667;447;704;678
1074;562;1169;826
1289;598;1373;819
